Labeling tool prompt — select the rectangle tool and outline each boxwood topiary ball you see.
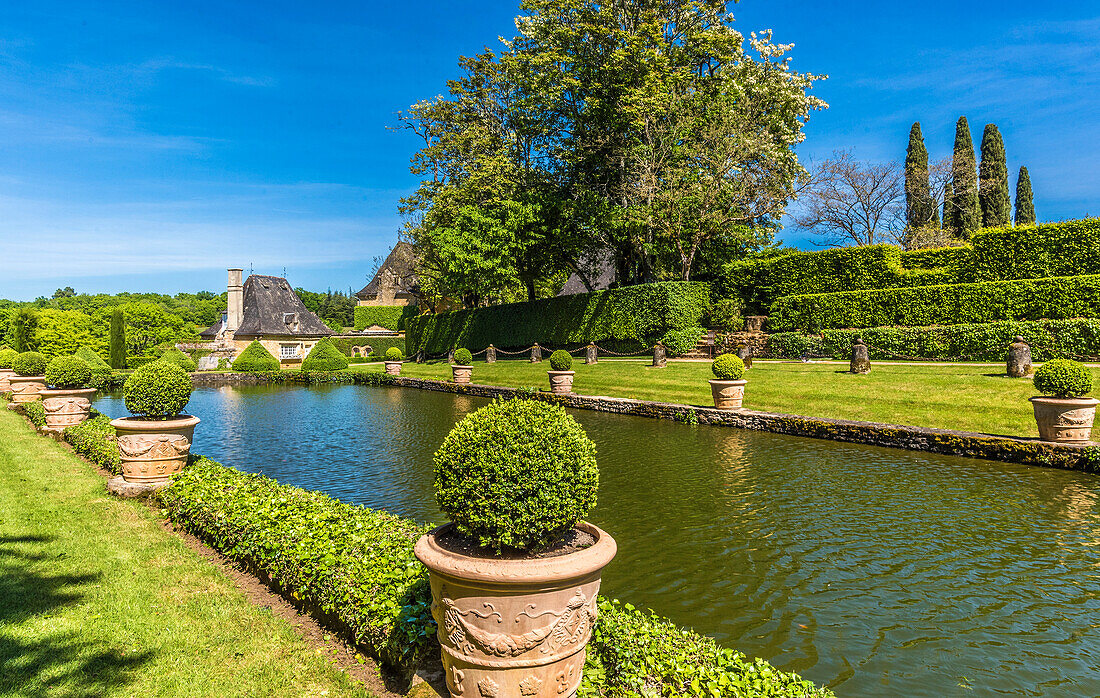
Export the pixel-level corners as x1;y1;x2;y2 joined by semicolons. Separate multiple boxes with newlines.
123;361;192;419
549;349;573;371
12;351;48;376
1034;359;1092;398
385;347;403;361
711;353;745;381
45;355;94;389
453;347;472;365
433;398;598;553
0;348;17;369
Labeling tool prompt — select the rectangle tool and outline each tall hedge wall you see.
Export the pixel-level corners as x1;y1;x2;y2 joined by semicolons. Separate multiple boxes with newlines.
406;281;711;355
353;305;418;332
769;274;1100;332
332;335;405;357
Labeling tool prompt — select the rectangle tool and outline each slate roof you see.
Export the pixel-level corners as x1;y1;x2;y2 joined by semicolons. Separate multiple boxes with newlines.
199;312;226;339
200;275;332;338
356;241;420;300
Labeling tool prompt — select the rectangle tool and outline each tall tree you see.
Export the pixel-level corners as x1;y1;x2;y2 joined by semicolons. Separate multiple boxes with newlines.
109;308;126;369
10;308;37;352
978;123;1011;228
945;116;980;238
1015;166;1036;226
904;122;935;230
794;151;905;247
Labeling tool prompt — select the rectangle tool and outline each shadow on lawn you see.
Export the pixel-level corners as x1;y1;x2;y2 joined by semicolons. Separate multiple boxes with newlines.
0;534;153;695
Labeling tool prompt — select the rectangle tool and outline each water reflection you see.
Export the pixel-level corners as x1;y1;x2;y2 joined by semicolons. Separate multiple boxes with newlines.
95;385;1100;696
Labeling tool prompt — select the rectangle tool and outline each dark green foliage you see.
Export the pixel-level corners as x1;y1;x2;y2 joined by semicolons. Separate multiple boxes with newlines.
946;116;980;237
231;341;281;372
74;346;110;371
0;348;16;369
905;122;936;230
769;274;1100;332
45;355;93;389
979;124;1011;228
123;361;192;418
109;308;126;369
127;356;158;369
384;347;403;361
703;299;743;332
659;326;705;356
64;414;122;473
1034;359;1092;397
711;353;745;380
549;349;573;371
433;399;598;552
157;347;197;372
301;339;349;371
12;351;47;376
23;401;46;428
331;336;405;358
1015;166;1035;226
353;305;418;332
453;348;472;365
407;281;710;354
10;308;37;352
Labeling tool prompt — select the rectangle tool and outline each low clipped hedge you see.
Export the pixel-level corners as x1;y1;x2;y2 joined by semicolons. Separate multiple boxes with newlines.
332;336;405;358
23;401;46;428
407;281;710;355
231;341;281;372
64;414;121;473
301;339;349;371
661;326;705;356
353;305;418;332
74;347;112;386
769;274;1100;332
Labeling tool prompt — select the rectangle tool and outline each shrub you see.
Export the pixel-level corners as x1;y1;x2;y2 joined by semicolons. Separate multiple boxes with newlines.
353;305;418;332
12;351;47;376
659;326;704;356
385;347;403;361
23;401;46;428
64;414;122;473
301;339;349;371
157;347;197;372
123;361;192;419
452;347;472;365
127;356;158;369
434;399;598;552
231;341;281;372
549;349;573;371
1034;359;1093;397
45;355;93;389
74;346;111;375
704;299;743;332
711;353;745;381
332;335;406;358
0;347;16;369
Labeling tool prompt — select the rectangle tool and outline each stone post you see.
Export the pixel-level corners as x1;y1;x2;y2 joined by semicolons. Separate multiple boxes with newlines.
585;343;598;365
735;344;753;369
652;342;667;367
416;350;424;364
530;343;542;363
744;316;766;333
1007;336;1032;377
486;345;496;363
850;338;871;374
446;348;455;364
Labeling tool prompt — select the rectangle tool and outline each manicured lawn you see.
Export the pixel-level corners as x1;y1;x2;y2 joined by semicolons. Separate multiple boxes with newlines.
349;359;1098;438
0;407;375;697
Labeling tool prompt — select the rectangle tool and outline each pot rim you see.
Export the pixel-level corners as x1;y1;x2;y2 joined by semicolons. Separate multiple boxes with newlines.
708;378;747;386
40;387;98;397
1029;395;1099;406
451;364;473;369
546;370;576;376
110;415;201;430
9;375;45;381
415;521;616;587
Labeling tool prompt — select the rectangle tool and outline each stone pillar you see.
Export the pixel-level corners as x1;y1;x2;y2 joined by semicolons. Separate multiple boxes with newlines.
735;344;753;369
585;343;597;365
744;315;766;333
416;351;424;364
1007;336;1033;377
446;348;455;364
850;338;871;374
530;343;542;363
486;345;496;363
227;268;243;334
652;342;667;367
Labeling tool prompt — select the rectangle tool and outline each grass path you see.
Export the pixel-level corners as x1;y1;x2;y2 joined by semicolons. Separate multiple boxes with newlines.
348;359;1100;438
0;406;376;698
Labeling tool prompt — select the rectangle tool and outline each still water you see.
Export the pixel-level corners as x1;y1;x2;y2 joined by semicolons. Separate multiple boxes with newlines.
96;385;1100;696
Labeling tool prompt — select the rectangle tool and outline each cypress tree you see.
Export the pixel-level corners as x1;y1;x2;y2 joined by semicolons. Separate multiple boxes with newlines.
947;116;980;238
904;122;935;230
1015;166;1035;226
109;309;127;369
10;308;37;352
978;123;1011;228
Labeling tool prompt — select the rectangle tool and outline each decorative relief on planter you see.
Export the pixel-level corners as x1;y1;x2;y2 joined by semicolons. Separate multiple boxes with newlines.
709;379;746;410
475;676;496;697
384;361;403;375
453;366;473;385
0;368;14;393
41;394;94;430
547;371;574;395
118;434;192;460
112;416;199;484
9;377;46;404
1031;396;1097;444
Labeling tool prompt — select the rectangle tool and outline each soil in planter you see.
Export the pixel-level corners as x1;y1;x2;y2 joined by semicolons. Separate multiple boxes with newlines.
436;525;596;560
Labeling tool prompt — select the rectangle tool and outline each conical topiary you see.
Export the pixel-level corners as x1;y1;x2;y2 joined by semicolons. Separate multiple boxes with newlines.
946;116;980;238
1015;166;1035;226
301;339;349;371
905;122;935;230
978;124;1011;228
158;347;197;372
231;341;281;372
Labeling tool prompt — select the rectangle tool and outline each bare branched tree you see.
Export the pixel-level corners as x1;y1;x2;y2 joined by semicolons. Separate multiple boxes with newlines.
794;150;906;247
902;157;967;249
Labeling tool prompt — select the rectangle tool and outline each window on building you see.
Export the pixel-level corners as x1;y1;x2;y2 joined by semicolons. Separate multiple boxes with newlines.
279;344;299;360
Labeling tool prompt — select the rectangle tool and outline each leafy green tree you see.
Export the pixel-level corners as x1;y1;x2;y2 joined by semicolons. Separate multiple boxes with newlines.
978;123;1011;228
109;308;127;369
1015;166;1035;226
9;308;37;352
904;122;935;230
33;310;102;357
945;116;980;238
52;286;76;299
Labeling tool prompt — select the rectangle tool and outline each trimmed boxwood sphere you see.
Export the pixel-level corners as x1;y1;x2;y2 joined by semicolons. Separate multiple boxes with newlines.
231;340;281;372
12;351;47;377
0;348;16;369
301;339;349;371
385;347;403;361
453;347;472;365
45;355;93;389
1034;359;1092;398
549;349;573;371
711;353;745;381
124;361;192;419
433;398;598;553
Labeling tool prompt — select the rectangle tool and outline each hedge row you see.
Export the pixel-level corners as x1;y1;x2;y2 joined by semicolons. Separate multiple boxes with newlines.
407;281;711;355
769;274;1100;332
64;413;122;473
332;336;405;357
764;319;1100;361
353;305;418;332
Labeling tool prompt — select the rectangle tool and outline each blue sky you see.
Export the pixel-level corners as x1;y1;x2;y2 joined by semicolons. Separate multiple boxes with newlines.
0;1;1097;299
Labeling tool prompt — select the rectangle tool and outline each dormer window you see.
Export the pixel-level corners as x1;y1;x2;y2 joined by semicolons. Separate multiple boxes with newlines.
283;312;300;332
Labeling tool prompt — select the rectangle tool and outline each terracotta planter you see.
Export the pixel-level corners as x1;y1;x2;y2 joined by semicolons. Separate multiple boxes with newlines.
1030;396;1098;443
9;375;46;404
0;368;14;393
548;370;575;395
110;415;200;484
415;522;616;698
39;388;97;432
709;379;747;410
384;361;403;376
452;365;473;385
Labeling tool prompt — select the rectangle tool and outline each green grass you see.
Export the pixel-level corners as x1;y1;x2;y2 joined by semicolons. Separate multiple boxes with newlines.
0;407;376;698
348;359;1090;438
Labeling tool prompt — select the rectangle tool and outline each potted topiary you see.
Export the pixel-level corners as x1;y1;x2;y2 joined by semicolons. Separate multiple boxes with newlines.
415;399;615;698
383;347;404;375
0;347;17;394
39;355;97;432
110;361;199;484
9;351;48;406
451;347;473;384
548;349;575;394
1030;359;1097;443
709;353;747;410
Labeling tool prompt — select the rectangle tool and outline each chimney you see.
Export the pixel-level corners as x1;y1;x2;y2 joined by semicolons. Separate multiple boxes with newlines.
227;268;243;333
